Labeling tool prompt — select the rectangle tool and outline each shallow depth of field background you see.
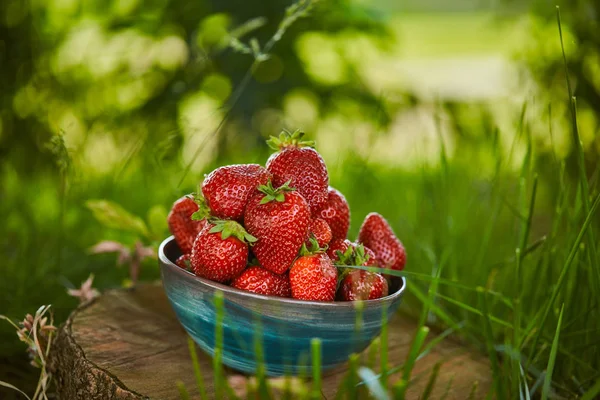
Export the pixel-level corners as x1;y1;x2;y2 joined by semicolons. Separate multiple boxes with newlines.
2;0;600;397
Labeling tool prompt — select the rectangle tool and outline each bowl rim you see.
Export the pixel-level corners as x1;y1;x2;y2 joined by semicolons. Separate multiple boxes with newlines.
159;236;407;308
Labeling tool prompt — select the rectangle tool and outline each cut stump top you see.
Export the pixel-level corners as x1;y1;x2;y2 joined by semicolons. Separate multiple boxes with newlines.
50;283;491;399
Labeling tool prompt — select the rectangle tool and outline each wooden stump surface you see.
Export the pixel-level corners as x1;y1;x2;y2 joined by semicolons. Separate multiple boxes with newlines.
49;284;491;399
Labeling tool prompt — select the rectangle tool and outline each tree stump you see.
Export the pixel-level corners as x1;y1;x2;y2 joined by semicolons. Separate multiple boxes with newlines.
49;284;492;399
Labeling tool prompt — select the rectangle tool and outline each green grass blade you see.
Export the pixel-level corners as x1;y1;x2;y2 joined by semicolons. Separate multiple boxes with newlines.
176;381;190;400
439;375;454;400
398;326;429;398
187;336;208;400
347;353;359;400
478;287;506;400
435;292;513;329
513;249;523;397
393;380;407;400
519;176;538;260
556;5;600;303
468;381;479;400
311;338;322;400
420;362;441;400
254;316;271;399
541;304;564;400
418;322;465;361
581;378;600;400
525;193;600;365
380;306;389;391
213;291;225;399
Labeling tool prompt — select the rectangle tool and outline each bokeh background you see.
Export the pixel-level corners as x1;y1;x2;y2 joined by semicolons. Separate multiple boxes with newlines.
2;0;600;397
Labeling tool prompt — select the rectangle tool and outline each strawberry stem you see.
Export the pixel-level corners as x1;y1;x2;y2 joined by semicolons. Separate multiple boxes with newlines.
209;220;257;244
266;129;315;150
299;237;324;257
190;193;211;221
257;180;295;204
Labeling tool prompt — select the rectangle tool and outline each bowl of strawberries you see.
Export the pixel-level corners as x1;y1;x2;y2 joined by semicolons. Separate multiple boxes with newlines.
159;130;407;376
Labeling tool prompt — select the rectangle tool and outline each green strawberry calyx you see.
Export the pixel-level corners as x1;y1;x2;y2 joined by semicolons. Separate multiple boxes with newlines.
353;244;372;266
333;244;372;291
257;180;295;205
208;219;258;244
299;237;325;257
189;192;211;221
266;129;315;150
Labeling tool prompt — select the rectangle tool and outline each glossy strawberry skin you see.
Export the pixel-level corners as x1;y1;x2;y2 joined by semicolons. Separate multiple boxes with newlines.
306;218;332;248
266;147;329;215
168;196;206;254
231;266;291;298
202;164;272;221
339;270;388;301
315;187;350;240
244;190;311;275
289;253;337;301
190;224;249;283
175;253;192;271
327;239;353;262
357;213;406;271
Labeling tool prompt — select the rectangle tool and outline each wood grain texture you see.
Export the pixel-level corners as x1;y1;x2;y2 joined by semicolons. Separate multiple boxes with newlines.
50;284;492;399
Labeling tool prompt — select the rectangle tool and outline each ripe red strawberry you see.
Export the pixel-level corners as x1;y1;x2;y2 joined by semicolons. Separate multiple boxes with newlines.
168;195;208;253
244;181;311;275
175;253;192;271
191;220;256;283
289;251;337;301
357;213;406;271
315;187;350;240
326;238;353;263
266;130;329;214
202;164;272;221
339;270;388;301
306;218;332;248
231;266;291;297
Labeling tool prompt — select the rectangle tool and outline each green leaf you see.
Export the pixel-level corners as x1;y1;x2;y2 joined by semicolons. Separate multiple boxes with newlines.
86;200;149;238
259;196;272;205
421;363;441;400
542;304;564;400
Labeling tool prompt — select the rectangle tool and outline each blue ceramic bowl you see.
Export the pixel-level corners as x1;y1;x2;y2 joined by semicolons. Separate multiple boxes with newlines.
159;236;406;376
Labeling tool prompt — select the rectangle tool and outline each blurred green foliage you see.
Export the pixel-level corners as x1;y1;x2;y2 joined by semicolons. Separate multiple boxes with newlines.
2;0;600;398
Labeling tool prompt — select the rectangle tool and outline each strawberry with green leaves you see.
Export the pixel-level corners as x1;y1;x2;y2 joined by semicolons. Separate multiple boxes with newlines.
168;195;209;253
202;164;271;221
190;220;256;283
358;213;406;271
289;240;338;301
266;130;329;215
315;187;350;241
334;243;387;301
244;181;311;275
231;266;291;298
